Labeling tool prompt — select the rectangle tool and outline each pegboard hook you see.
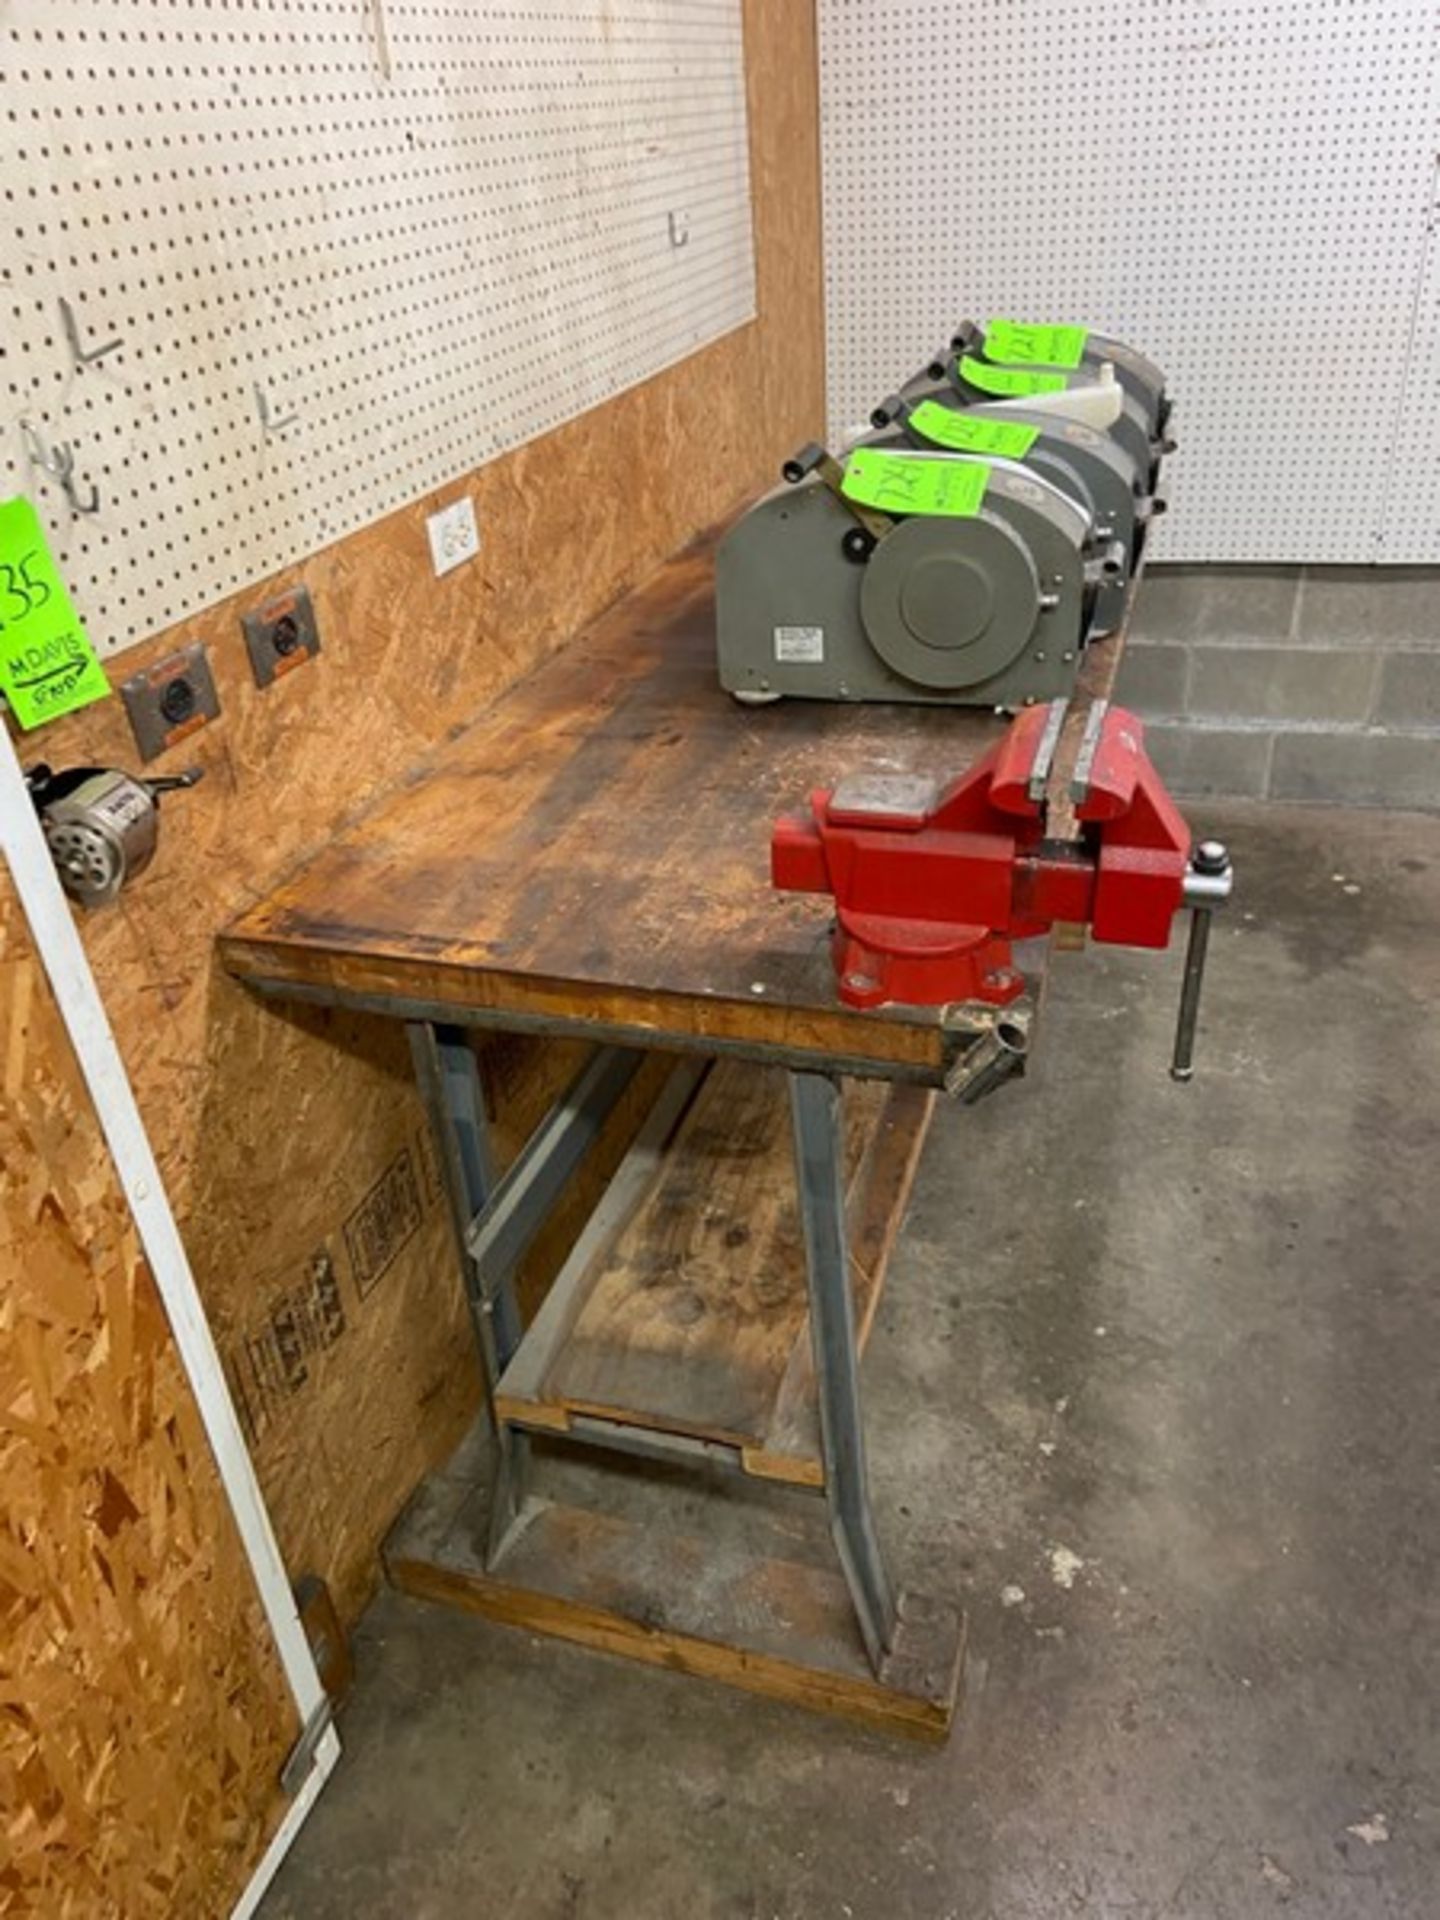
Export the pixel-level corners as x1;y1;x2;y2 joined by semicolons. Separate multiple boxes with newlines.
59;296;123;368
254;383;300;435
21;420;101;516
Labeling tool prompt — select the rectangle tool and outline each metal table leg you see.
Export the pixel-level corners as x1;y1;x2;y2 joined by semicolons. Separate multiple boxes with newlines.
407;1021;522;1365
408;1021;530;1557
789;1068;900;1673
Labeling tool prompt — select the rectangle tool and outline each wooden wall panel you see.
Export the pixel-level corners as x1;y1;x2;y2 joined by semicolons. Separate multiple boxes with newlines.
0;870;295;1918
10;0;825;1629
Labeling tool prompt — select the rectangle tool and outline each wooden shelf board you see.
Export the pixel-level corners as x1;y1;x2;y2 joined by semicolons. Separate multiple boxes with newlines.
493;1060;935;1487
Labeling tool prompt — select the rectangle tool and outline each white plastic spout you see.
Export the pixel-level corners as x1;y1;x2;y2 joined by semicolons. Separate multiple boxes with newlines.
995;363;1125;429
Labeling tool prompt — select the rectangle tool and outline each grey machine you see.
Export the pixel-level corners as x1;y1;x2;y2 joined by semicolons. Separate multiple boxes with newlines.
952;317;1170;428
893;320;1174;492
715;445;1122;709
865;393;1159;634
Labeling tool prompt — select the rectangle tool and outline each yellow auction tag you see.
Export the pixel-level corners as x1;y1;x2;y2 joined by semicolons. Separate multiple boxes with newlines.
908;400;1039;459
985;319;1089;369
0;498;109;729
841;450;990;517
958;356;1068;398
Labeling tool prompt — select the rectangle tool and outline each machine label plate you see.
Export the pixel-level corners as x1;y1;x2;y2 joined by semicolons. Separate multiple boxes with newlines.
909;401;1039;459
774;624;825;663
841;450;989;517
985;320;1089;369
958;356;1067;398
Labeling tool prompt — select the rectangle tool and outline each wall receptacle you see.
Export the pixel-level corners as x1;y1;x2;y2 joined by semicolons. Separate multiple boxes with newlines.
121;642;220;762
242;585;321;687
426;498;480;577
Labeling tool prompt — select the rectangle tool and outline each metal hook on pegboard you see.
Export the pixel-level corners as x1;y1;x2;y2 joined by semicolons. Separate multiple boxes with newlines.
58;296;123;369
21;421;101;516
253;383;300;435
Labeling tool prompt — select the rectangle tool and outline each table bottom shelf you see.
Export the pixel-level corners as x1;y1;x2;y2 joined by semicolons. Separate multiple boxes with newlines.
386;1425;966;1741
492;1056;935;1487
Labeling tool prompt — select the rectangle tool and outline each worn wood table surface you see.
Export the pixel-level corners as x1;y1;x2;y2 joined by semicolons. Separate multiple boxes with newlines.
220;537;1022;1084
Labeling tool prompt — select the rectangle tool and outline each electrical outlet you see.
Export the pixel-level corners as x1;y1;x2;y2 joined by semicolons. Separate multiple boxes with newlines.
426;497;480;577
121;642;220;762
242;584;321;687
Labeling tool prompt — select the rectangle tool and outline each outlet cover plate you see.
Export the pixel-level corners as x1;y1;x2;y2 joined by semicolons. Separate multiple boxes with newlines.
121;642;220;762
242;584;321;687
427;497;480;577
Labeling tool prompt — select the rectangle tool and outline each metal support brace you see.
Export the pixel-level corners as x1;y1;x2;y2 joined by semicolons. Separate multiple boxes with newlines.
466;1045;643;1565
466;1045;642;1297
788;1069;900;1673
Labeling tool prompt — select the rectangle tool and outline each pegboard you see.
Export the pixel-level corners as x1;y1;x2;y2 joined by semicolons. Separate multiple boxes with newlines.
0;0;755;654
1381;155;1440;561
818;0;1440;564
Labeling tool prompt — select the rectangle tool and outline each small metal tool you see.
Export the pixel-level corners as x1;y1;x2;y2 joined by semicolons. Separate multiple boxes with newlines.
28;763;203;906
1170;839;1233;1082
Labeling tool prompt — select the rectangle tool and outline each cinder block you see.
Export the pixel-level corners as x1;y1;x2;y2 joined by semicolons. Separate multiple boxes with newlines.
1142;723;1273;799
1188;645;1378;725
1269;730;1440;810
1113;642;1189;716
1131;566;1300;646
1297;566;1440;648
1373;650;1440;731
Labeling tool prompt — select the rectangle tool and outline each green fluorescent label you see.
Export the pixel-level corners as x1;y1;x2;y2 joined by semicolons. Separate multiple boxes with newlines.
958;356;1068;398
908;400;1039;459
985;319;1089;369
841;450;989;518
0;498;109;730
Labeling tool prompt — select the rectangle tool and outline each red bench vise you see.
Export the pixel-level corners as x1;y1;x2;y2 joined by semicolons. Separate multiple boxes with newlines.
772;699;1232;1077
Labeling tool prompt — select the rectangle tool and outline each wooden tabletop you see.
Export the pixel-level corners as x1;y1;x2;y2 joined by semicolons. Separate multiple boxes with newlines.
220;537;1031;1083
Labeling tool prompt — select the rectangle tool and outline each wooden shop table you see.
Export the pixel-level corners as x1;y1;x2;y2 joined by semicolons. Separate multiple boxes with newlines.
222;533;1127;1739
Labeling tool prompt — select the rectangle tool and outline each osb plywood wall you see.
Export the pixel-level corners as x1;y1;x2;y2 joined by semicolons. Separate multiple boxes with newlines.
0;870;295;1918
11;0;824;1628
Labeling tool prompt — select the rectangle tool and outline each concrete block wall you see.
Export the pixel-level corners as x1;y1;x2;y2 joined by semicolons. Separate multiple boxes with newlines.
1116;566;1440;811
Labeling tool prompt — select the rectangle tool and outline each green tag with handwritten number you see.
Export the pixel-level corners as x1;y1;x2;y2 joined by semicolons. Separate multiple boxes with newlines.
0;498;109;729
908;400;1039;459
841;450;990;518
958;356;1068;398
985;319;1089;369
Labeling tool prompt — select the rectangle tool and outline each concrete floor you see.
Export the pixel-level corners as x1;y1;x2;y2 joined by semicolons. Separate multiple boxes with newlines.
264;801;1439;1920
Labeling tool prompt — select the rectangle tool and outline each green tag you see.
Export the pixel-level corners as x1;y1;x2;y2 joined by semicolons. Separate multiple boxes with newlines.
908;400;1039;459
985;319;1089;370
0;498;109;730
958;356;1068;397
841;450;989;518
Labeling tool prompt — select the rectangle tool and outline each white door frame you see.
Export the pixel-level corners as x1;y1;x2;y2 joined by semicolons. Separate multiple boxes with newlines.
0;726;338;1914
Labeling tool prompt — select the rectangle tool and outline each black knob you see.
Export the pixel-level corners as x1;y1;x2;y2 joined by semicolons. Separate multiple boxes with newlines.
782;443;826;485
